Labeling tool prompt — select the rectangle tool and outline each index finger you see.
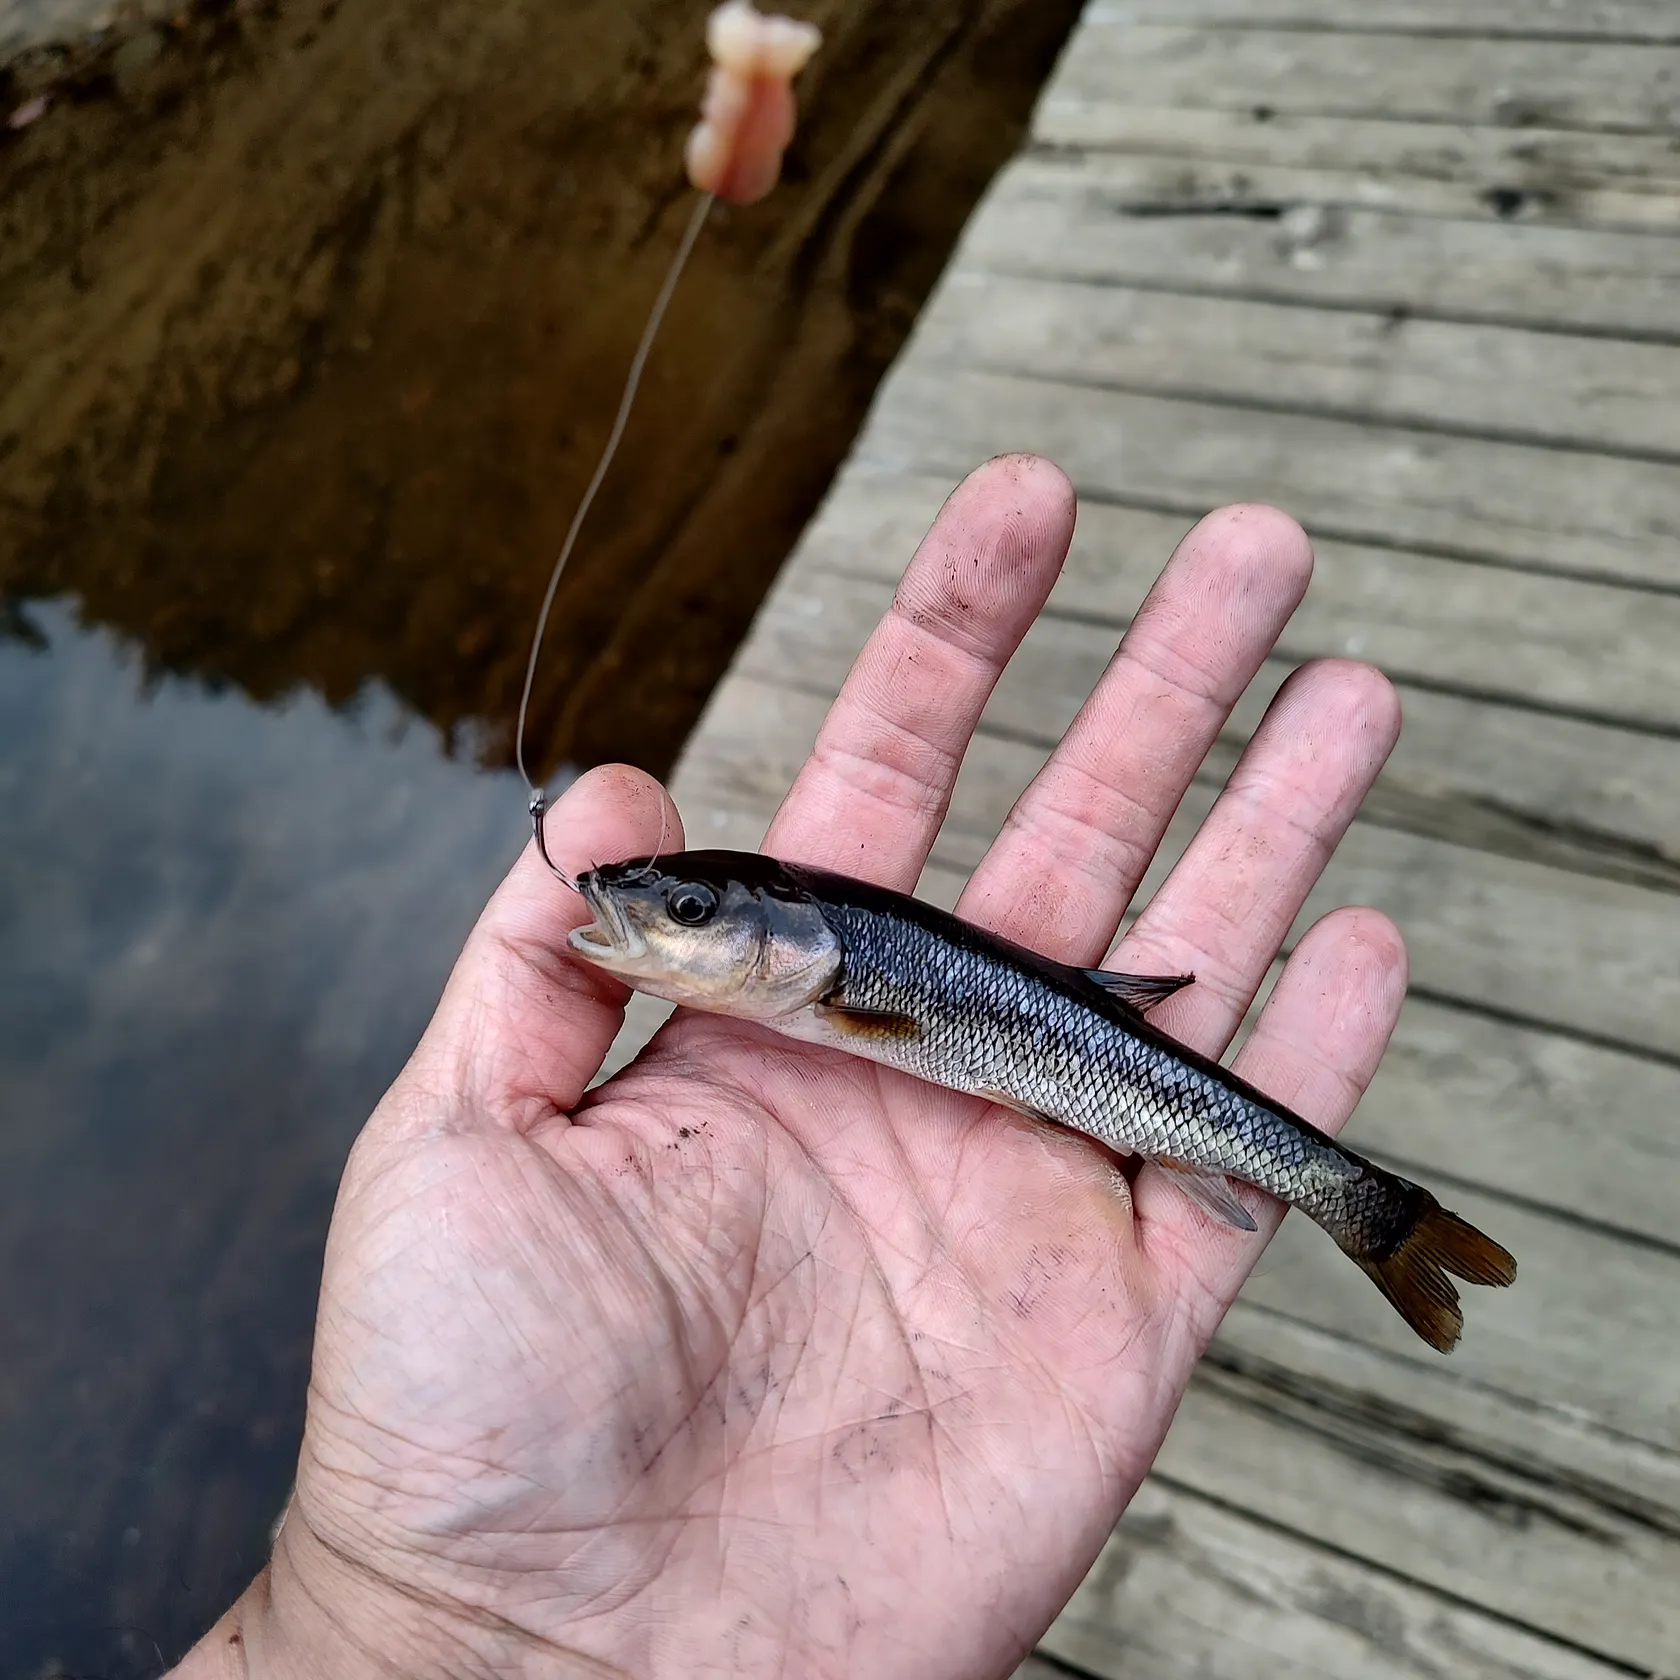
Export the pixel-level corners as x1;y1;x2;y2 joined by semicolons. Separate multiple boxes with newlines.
765;454;1076;890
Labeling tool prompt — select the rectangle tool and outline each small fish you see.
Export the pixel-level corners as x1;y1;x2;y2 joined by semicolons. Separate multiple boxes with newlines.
569;851;1516;1352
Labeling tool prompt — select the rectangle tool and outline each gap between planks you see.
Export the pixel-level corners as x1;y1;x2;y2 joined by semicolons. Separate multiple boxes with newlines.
1022;110;1680;236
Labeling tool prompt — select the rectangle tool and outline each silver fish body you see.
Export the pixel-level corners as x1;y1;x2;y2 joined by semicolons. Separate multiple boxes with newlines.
569;851;1515;1350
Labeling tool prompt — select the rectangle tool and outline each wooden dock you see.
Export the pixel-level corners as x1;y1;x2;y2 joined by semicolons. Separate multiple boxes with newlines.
652;3;1680;1674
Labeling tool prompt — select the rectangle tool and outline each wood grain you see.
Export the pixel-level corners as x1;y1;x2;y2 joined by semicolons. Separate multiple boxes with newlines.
1043;1481;1640;1680
1030;105;1680;231
912;269;1680;456
1057;23;1680;134
1086;0;1680;45
963;159;1680;338
862;365;1680;590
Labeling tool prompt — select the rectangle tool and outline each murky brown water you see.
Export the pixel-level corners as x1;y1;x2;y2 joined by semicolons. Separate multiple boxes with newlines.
0;0;1084;1669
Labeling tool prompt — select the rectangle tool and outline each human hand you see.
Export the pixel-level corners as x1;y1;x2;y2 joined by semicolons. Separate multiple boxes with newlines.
177;455;1405;1680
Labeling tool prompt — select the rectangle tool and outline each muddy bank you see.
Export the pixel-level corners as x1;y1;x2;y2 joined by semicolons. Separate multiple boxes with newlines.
1;0;1084;778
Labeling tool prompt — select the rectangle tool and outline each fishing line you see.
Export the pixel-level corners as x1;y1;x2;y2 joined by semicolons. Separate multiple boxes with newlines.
517;189;716;888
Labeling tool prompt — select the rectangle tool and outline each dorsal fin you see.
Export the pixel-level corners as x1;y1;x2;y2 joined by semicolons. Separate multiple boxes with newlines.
1082;968;1195;1013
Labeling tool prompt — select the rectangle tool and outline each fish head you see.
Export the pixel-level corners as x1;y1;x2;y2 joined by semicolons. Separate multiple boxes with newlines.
569;850;842;1018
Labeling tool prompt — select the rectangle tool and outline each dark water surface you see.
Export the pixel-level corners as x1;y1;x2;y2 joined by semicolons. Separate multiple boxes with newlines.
0;602;529;1676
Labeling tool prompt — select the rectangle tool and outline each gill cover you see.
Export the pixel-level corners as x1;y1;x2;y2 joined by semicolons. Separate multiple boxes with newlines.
569;852;843;1019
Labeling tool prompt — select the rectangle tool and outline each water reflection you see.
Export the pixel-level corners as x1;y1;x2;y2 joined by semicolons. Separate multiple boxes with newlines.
0;601;531;1676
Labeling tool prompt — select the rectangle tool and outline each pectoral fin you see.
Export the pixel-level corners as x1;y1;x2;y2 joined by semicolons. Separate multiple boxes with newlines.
815;1002;923;1042
1083;968;1196;1012
1154;1158;1259;1232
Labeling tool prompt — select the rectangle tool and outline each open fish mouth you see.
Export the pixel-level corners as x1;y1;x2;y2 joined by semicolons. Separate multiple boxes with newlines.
568;877;645;962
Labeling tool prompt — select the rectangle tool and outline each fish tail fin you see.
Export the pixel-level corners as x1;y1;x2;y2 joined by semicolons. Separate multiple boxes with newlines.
1355;1192;1517;1353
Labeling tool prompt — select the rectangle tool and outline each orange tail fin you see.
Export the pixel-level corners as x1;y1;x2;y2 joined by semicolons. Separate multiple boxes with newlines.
1357;1197;1517;1353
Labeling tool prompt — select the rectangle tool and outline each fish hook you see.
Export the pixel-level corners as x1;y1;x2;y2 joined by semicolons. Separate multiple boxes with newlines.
528;787;579;892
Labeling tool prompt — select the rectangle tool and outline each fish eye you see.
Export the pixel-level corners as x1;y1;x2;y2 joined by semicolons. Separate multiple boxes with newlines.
667;881;719;927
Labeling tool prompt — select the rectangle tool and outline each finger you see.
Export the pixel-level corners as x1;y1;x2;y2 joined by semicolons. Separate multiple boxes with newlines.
377;764;683;1138
765;453;1076;890
956;504;1312;964
1135;906;1408;1353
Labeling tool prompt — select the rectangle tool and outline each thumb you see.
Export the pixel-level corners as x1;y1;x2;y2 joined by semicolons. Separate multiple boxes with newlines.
378;763;684;1138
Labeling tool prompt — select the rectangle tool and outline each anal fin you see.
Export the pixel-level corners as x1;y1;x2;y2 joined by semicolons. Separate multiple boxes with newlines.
1084;968;1195;1013
1154;1158;1259;1232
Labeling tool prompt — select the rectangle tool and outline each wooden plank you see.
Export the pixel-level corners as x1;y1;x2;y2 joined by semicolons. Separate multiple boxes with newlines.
1086;0;1680;43
1027;106;1680;232
912;268;1680;457
1347;993;1680;1251
1138;1363;1680;1674
961;160;1680;339
1208;1303;1680;1526
927;767;1680;1063
861;364;1680;590
677;673;1680;1244
1054;23;1680;135
1229;1182;1680;1455
1284;819;1680;1059
976;161;1680;337
1042;1481;1640;1680
743;549;1680;880
794;470;1680;733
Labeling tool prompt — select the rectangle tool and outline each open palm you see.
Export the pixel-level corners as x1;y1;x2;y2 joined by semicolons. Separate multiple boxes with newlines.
208;458;1407;1680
